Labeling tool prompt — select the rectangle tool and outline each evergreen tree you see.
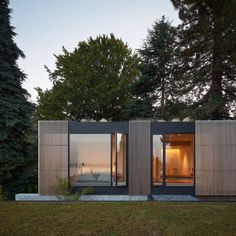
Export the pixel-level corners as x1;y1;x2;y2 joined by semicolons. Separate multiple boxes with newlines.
171;0;236;119
129;17;180;120
36;34;139;121
0;0;36;198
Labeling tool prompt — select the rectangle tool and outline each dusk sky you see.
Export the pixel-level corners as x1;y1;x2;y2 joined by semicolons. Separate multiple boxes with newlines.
10;0;180;102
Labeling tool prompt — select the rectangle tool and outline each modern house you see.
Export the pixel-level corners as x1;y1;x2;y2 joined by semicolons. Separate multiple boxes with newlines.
38;120;236;196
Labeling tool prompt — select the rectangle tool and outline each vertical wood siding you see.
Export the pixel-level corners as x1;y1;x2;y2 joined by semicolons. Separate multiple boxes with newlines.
38;121;69;195
196;120;236;195
129;121;151;195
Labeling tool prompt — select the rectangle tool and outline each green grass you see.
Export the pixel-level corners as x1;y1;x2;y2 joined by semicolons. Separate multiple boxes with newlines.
0;202;236;236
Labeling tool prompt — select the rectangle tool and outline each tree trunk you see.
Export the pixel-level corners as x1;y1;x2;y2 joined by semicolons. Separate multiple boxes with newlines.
161;77;165;118
210;3;225;119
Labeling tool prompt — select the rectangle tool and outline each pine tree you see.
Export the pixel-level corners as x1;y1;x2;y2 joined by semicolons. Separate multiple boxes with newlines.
129;17;180;120
0;0;35;198
171;0;236;119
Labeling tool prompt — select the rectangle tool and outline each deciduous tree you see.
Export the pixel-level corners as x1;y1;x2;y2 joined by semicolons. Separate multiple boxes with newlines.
36;34;139;121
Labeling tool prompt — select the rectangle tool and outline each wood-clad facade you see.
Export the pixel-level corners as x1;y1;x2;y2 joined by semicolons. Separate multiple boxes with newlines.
195;120;236;195
129;121;151;195
38;120;236;196
38;121;69;194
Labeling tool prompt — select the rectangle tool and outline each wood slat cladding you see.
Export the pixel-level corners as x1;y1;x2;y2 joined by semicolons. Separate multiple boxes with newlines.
38;121;69;194
129;120;151;195
39;121;68;146
196;120;236;196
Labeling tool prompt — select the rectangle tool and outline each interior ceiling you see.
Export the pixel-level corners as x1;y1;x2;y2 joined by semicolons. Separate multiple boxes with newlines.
166;134;193;141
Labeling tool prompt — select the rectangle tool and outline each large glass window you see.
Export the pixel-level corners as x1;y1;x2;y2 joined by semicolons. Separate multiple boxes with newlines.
165;134;194;186
152;135;164;185
70;133;127;187
70;134;111;186
152;134;194;187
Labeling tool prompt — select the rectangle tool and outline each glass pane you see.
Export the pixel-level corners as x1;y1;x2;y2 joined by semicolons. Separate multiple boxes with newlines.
111;134;116;186
165;134;194;186
111;133;127;186
152;135;164;185
70;134;111;186
116;133;127;186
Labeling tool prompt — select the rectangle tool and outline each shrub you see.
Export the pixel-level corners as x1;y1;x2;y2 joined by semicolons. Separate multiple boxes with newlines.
0;186;5;201
56;177;94;200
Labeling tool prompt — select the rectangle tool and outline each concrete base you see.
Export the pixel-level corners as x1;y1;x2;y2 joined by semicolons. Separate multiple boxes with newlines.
80;195;148;201
15;194;149;201
152;195;198;201
15;194;198;202
15;194;63;201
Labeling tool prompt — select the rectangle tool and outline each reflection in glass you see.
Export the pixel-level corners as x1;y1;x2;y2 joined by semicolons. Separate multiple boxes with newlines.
70;134;111;186
112;134;116;186
152;135;163;185
165;134;194;186
117;133;127;186
112;133;127;186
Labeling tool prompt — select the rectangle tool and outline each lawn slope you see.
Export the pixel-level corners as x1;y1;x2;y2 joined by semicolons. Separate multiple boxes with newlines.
0;202;236;236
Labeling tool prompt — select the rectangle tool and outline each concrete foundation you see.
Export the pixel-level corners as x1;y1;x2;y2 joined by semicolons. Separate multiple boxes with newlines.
15;194;149;201
15;194;199;202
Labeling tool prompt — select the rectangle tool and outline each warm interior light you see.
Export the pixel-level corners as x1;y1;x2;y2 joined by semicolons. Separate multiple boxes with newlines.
153;134;194;186
183;153;188;170
166;148;180;160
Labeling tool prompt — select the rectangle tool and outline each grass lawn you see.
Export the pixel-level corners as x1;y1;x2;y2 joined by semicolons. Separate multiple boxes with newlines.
0;202;236;236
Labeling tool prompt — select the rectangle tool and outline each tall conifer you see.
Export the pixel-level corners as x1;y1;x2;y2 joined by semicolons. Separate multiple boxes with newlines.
0;0;35;197
171;0;236;119
129;17;179;119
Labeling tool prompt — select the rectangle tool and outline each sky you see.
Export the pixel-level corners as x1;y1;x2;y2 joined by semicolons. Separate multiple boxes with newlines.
10;0;180;103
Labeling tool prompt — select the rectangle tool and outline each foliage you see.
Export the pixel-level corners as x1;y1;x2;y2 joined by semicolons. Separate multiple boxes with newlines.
171;0;236;119
57;177;70;195
80;186;94;195
35;34;139;121
0;186;5;201
0;0;36;199
56;177;94;200
129;16;180;120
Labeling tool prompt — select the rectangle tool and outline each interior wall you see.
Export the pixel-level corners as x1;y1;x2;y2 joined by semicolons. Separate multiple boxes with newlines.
166;146;193;176
38;121;68;195
196;120;236;195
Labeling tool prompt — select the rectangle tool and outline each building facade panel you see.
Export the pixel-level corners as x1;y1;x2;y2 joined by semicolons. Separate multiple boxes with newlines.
37;120;236;196
38;121;69;194
129;121;151;195
195;120;236;195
